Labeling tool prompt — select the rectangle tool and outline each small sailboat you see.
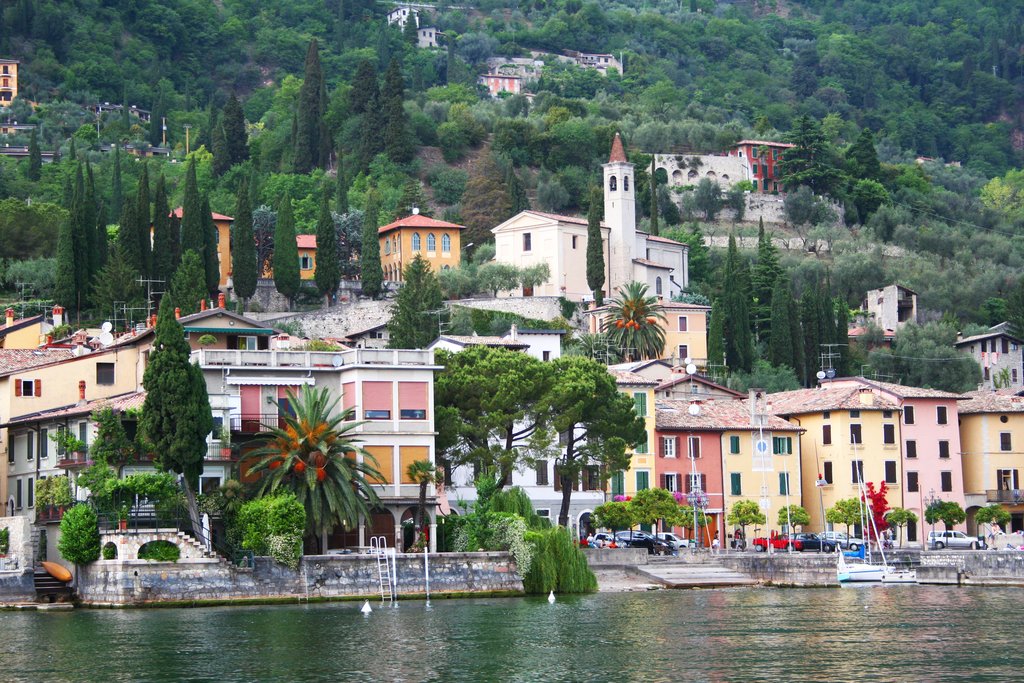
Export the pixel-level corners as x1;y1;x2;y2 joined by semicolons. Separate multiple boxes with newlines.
836;474;916;585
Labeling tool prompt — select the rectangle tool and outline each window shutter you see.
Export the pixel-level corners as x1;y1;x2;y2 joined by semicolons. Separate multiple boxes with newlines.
658;436;664;458
660;474;667;489
15;380;21;397
674;437;680;458
700;474;707;492
553;470;561;491
35;379;41;397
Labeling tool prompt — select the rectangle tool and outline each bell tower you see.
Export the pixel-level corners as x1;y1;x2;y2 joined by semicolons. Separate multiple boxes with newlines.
603;132;636;296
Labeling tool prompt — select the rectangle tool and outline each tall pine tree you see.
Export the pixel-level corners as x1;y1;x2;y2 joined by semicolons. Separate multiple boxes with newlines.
231;179;257;310
768;276;796;370
359;189;383;299
382;58;414;164
585;186;605;305
721;234;753;372
170;251;208;316
27;128;41;181
315;191;341;304
387;254;444;349
134;163;152;279
201;196;220;298
294;39;327;173
152;174;178;288
109;144;123;223
800;285;821;385
707;300;725;371
211;121;230;176
273;199;301;308
222;93;249;166
750;218;782;340
179;161;205;255
335;154;350;214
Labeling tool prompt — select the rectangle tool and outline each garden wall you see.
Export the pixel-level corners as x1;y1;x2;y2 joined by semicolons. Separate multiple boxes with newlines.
75;551;522;605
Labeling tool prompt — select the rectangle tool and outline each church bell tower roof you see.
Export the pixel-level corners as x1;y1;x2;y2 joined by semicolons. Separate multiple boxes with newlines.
608;132;628;163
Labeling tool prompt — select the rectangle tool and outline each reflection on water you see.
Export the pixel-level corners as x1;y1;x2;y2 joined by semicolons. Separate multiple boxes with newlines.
1;587;1020;682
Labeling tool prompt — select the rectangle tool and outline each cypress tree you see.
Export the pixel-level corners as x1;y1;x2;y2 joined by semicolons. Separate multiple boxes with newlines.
203;106;219;152
152;174;178;287
69;137;77;163
707;300;725;371
768;276;795;370
359;189;383;300
211;122;230;176
94;198;108;273
387;254;443;349
231;178;257;309
70;165;90;310
200;196;220;298
801;285;821;384
788;290;805;384
348;60;378;116
180;161;204;255
335;154;350;215
222;93;249;166
135;163;152;279
273;198;301;308
750;218;782;339
295;38;327;173
140;294;213;535
508;168;530;214
847;128;881;181
721;234;753;372
118;199;142;276
649;157;659;236
315;191;341;305
109;144;123;223
169;250;208;316
382;58;414;164
402;11;419;44
585;186;605;305
27;128;41;181
398;178;431;217
83;163;99;294
834;296;850;376
149;89;166;147
53;212;78;316
355;87;385;171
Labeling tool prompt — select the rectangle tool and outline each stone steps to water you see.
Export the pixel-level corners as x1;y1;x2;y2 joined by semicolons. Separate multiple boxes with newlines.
636;560;758;588
33;568;73;602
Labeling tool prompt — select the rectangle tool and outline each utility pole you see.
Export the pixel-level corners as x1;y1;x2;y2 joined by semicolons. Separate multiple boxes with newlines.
136;277;165;319
184;124;192;156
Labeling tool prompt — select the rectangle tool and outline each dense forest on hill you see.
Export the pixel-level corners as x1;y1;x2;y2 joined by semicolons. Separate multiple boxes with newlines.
1;0;1024;389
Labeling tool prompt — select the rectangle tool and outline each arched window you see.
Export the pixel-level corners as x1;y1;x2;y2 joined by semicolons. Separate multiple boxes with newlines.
624;175;630;191
442;234;451;253
655;277;663;296
427;233;436;251
412;232;421;251
384;239;391;255
609;175;617;191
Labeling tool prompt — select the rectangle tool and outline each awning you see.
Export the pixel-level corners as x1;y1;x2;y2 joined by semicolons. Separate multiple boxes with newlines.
226;377;316;386
184;327;277;334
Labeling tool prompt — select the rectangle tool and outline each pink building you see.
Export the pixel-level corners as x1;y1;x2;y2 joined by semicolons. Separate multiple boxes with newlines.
479;73;522;98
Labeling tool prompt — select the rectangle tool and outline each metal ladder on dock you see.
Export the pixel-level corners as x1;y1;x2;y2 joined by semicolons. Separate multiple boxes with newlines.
369;536;397;603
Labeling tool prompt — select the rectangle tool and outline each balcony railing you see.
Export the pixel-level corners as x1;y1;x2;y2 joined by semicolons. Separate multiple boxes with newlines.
986;489;1024;504
230;413;288;434
35;505;66;524
193;348;436;369
57;451;91;468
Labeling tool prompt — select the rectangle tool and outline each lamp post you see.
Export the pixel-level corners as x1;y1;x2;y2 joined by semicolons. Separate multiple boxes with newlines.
926;488;937;550
184;123;192;156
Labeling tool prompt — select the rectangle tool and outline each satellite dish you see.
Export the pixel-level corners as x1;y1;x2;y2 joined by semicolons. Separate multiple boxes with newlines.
98;332;114;347
331;355;343;368
688;402;701;416
683;357;692;365
816;370;827;381
825;368;836;379
685;363;697;375
101;321;113;333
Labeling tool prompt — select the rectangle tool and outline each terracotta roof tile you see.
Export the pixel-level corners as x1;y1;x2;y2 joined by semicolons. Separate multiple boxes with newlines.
608;132;628;163
846;377;963;400
766;386;901;415
170;207;233;221
610;369;657;386
656;398;801;432
0;349;76;376
7;391;146;426
378;214;465;234
296;234;316;249
958;390;1024;414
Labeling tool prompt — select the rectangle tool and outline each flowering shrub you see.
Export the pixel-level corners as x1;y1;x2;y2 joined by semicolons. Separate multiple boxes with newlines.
490;514;532;576
267;532;303;570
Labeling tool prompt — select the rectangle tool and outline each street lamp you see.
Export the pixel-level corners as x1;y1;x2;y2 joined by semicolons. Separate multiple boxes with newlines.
686;399;703;549
925;488;938;549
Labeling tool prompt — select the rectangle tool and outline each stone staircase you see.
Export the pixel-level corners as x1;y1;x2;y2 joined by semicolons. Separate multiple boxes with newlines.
636;557;758;588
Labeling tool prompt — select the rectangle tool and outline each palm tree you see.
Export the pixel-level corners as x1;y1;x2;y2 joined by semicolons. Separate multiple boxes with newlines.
564;332;624;364
247;386;383;547
602;281;667;361
406;459;439;548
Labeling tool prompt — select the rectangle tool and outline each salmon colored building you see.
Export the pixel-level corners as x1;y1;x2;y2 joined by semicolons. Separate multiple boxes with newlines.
378;213;464;282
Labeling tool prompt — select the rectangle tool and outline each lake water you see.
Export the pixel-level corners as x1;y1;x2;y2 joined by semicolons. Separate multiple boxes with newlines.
2;586;1020;682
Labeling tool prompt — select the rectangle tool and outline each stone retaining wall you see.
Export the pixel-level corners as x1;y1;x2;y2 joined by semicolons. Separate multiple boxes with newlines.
581;548;648;567
75;551;522;605
918;551;1024;586
720;553;839;586
0;568;35;603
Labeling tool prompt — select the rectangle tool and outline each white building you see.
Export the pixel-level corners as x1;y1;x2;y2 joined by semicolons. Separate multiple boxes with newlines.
387;6;417;27
493;133;689;302
417;26;438;48
864;284;918;331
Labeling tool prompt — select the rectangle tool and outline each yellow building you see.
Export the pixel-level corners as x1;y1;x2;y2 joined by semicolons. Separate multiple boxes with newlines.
170;207;234;288
296;234;318;280
585;301;710;367
608;370;658;499
0;309;47;349
958;391;1024;535
768;385;905;533
378;213;463;282
0;59;17;104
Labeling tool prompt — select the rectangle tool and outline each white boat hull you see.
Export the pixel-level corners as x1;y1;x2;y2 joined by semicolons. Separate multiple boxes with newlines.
838;563;886;583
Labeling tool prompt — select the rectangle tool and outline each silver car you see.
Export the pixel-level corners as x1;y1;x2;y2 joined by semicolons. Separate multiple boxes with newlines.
823;531;865;551
928;530;985;550
656;532;690;551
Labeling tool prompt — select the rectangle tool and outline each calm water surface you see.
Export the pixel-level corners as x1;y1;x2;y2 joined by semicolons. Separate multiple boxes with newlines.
2;586;1020;682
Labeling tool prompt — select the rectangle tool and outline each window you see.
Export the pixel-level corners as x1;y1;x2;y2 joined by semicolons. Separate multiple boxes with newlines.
884;461;897;484
27;477;33;508
904;406;915;424
939;441;950;459
535;509;550;519
850;424;862;444
686;473;706;493
730;472;742;496
823;461;833;484
772;436;792;455
523;233;532;251
79;422;88;448
96;362;115;385
427;233;436;251
907;471;919;492
688;436;701;459
365;410;391;419
237;336;258;351
663;437;676;458
677;316;688;332
536;460;548;486
883;410;893;419
571;235;577;249
998;469;1019;490
634;432;648;454
1003;339;1010;354
7;447;13;464
1014;369;1019;384
779;472;790;495
624;176;629;191
940;471;952;492
384;240;391;255
678;345;689;360
583;466;600;491
883;424;895;444
300;255;314;270
411;232;421;251
26;432;34;461
1001;432;1012;452
399;409;426;419
936;406;948;425
442;234;451;252
906;440;917;458
729;435;740;454
851;460;864;483
822;425;831;444
822;411;831;419
40;429;48;459
15;479;22;509
655;277;662;296
17;379;39;397
849;410;861;418
633;392;647;417
609;176;617;191
636;470;650;491
542;351;550;361
611;472;625;496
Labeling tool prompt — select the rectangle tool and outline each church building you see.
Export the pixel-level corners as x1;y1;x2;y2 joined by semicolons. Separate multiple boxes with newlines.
492;133;689;302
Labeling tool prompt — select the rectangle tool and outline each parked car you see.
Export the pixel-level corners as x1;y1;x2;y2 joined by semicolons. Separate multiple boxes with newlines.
822;531;865;551
928;530;986;550
656;532;691;551
753;533;838;553
614;531;672;555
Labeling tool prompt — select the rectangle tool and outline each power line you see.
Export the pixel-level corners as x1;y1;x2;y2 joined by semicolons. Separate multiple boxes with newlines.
866;349;972;363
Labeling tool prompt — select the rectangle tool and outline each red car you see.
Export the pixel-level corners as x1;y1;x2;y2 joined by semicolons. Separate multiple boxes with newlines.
752;533;838;552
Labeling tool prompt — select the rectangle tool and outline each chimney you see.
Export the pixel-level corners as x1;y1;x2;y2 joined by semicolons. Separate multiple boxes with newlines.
52;305;64;328
5;308;13;327
218;293;226;309
78;380;86;403
749;388;765;426
200;298;207;311
858;387;874;406
175;307;181;320
510;324;518;341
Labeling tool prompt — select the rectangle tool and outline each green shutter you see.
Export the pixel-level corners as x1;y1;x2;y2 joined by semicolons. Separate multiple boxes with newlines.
633;392;647;417
611;472;624;496
634;431;648;454
779;472;789;495
636;471;649;491
729;435;740;454
730;472;742;496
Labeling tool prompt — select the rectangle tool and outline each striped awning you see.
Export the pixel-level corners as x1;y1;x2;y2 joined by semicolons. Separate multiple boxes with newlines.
226;377;316;386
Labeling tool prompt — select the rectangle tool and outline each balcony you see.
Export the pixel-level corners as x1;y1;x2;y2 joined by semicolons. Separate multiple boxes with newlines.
57;451;91;469
35;505;65;524
230;413;288;434
193;348;437;369
986;490;1024;504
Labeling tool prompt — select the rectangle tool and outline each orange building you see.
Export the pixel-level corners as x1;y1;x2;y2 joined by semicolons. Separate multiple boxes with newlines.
297;234;318;280
0;59;18;104
378;213;464;282
170;207;234;287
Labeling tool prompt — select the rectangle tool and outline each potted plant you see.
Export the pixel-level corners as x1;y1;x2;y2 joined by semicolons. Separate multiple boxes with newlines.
0;526;9;557
219;426;232;458
118;504;129;531
51;430;87;461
